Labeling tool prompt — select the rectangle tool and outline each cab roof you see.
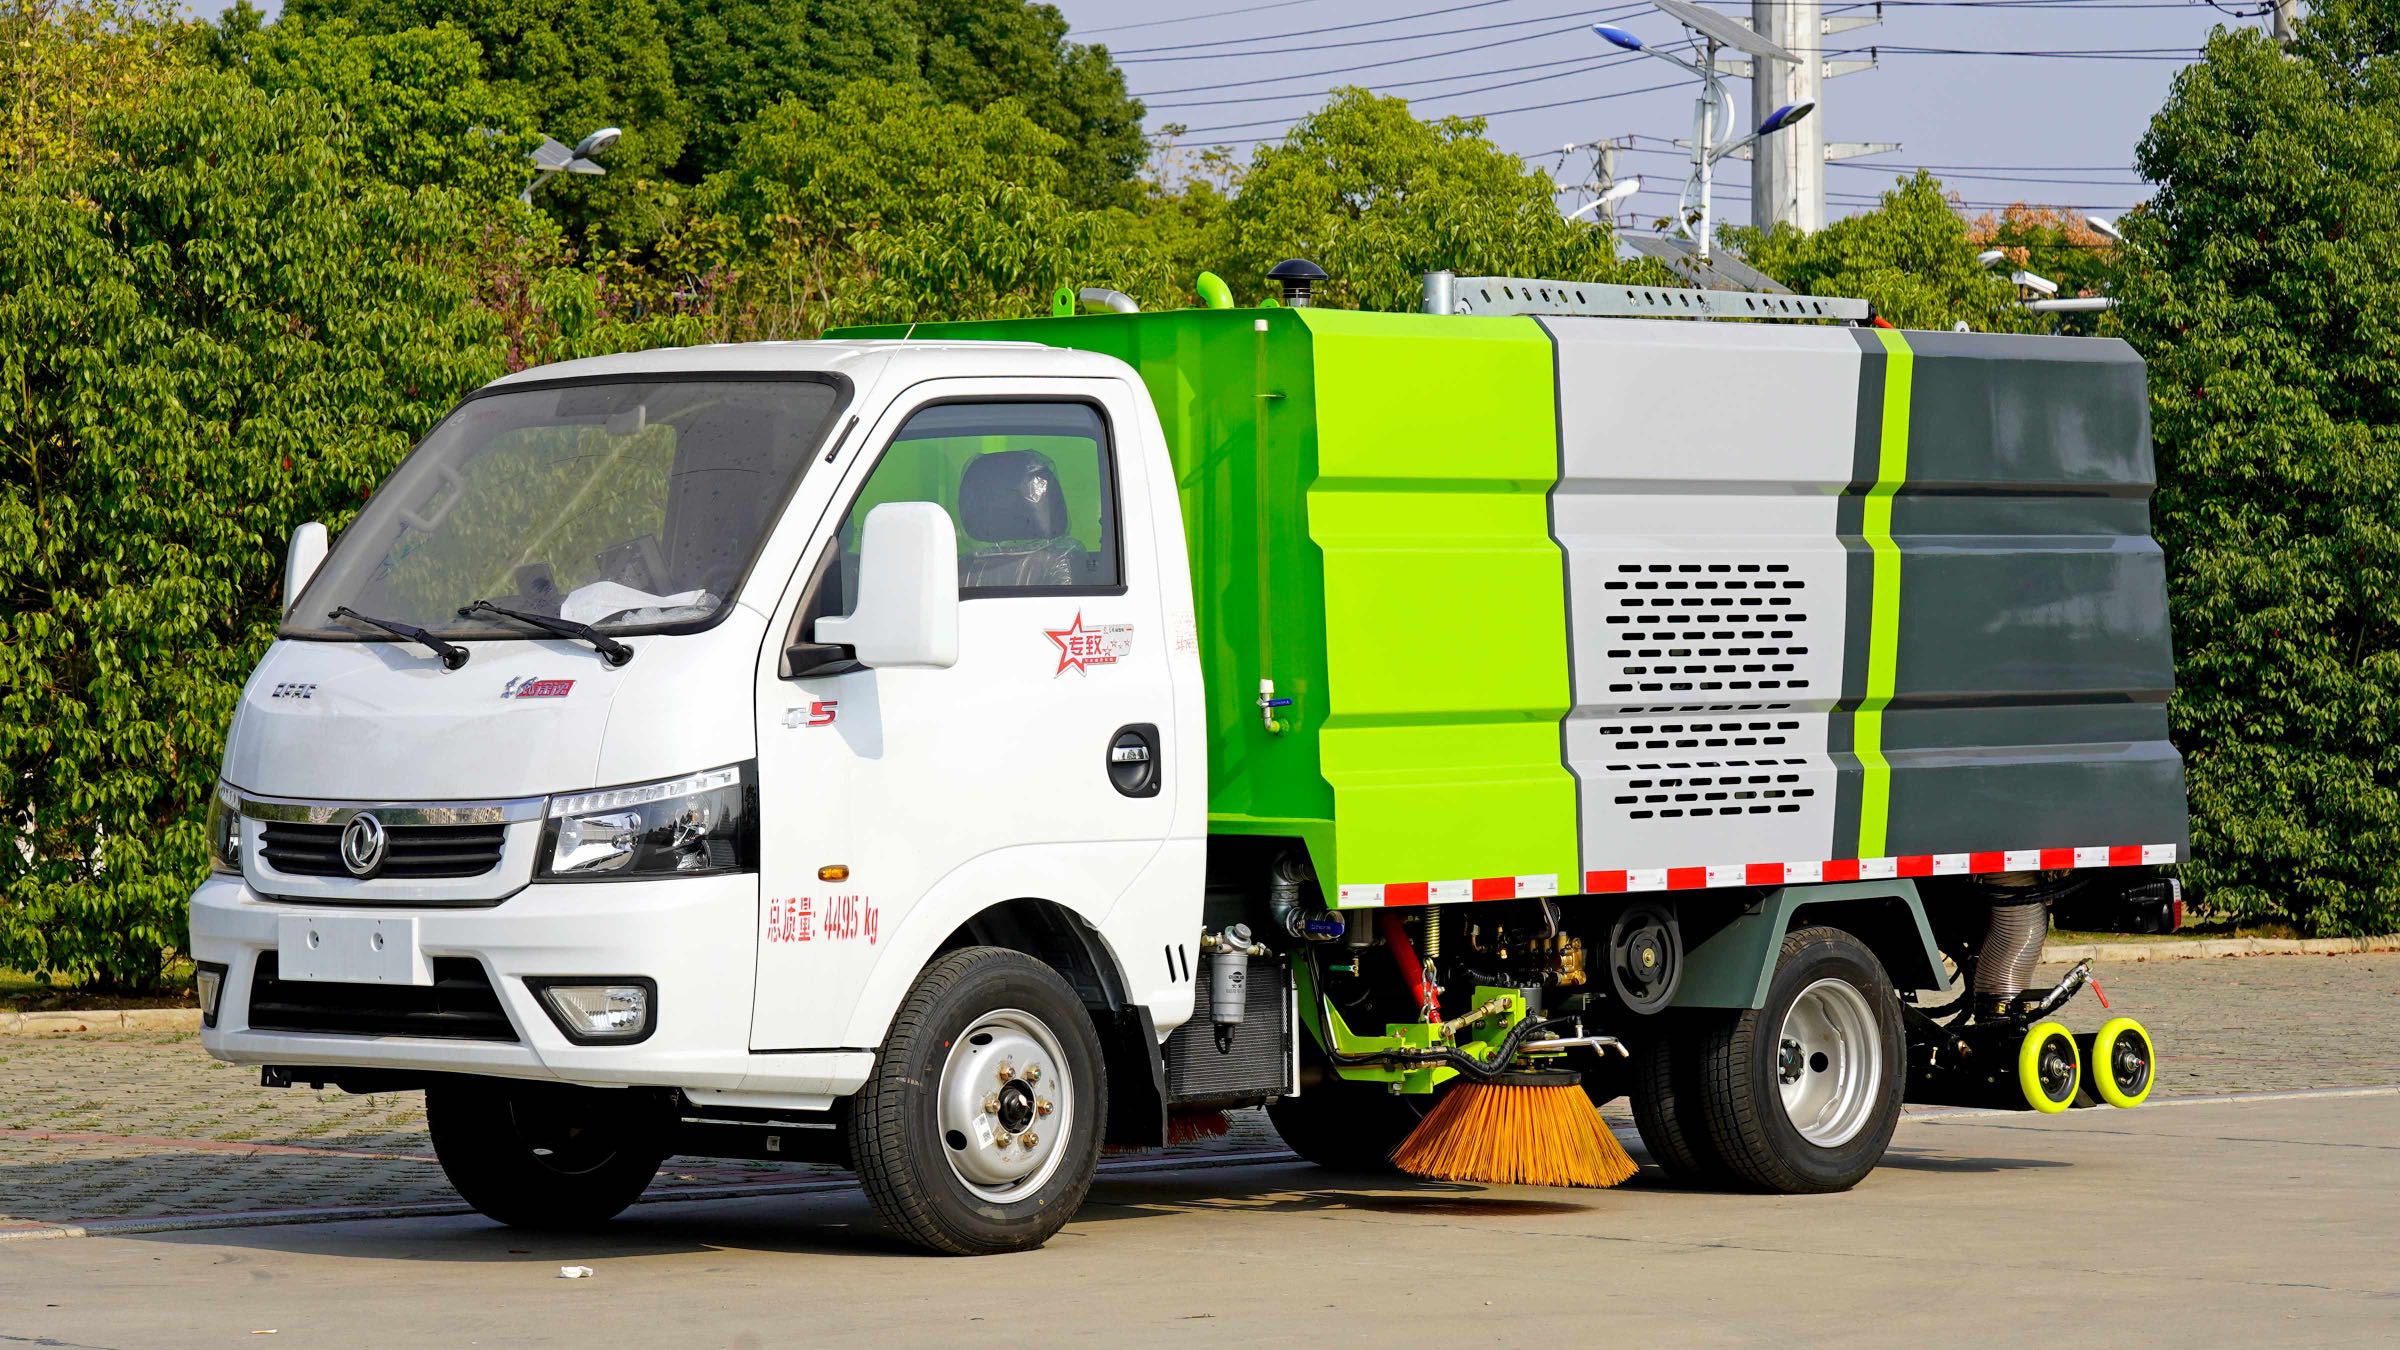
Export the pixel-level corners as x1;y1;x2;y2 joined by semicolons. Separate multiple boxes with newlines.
479;338;1135;397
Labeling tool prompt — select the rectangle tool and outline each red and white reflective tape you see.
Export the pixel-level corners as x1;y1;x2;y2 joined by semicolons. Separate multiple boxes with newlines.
1340;843;2176;908
1336;874;1560;908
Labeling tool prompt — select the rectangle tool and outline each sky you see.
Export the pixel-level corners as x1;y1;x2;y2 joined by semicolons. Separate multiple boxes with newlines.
230;0;2283;225
1049;0;2276;224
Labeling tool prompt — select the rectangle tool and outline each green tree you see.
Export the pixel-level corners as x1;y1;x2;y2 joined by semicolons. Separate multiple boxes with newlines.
0;65;510;988
1216;89;1630;312
682;79;1104;332
911;0;1145;209
650;0;915;178
236;18;538;198
281;0;690;233
0;0;192;179
1725;173;2033;331
2112;3;2400;935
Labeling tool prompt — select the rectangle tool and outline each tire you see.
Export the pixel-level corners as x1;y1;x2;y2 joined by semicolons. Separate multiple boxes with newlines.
1628;1015;1736;1185
426;1081;670;1230
1693;925;1906;1194
1268;1038;1429;1173
848;946;1106;1256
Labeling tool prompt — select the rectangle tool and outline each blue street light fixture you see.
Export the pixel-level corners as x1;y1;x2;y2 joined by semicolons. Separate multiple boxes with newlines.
1590;5;1807;260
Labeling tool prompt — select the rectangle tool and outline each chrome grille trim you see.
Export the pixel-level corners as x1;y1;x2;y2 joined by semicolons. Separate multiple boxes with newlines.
235;792;546;827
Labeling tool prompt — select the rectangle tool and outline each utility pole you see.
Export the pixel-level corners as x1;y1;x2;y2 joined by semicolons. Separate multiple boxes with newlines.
2271;0;2298;42
1749;0;1892;233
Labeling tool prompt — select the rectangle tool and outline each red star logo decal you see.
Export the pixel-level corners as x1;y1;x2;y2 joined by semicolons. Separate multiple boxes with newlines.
1046;611;1107;677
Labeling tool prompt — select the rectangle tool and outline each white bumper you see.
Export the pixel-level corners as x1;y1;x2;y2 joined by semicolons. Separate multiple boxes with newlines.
189;874;872;1098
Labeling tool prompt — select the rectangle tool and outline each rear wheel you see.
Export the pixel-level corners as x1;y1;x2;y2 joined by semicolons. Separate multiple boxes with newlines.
427;1081;670;1230
1629;1016;1734;1184
1693;926;1906;1193
848;947;1105;1255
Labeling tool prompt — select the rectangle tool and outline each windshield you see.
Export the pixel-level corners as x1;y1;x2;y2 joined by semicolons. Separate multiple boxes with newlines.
286;377;844;639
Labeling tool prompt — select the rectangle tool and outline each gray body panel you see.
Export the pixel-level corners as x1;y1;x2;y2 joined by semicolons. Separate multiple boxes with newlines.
1543;317;2186;876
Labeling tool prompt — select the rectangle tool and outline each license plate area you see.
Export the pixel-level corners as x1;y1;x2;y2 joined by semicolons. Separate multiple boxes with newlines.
275;914;432;986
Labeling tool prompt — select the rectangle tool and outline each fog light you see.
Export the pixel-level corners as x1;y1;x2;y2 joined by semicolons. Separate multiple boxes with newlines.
529;978;656;1044
194;962;227;1029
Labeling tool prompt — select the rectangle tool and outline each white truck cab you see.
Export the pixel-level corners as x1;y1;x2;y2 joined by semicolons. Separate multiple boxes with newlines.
195;342;1208;1250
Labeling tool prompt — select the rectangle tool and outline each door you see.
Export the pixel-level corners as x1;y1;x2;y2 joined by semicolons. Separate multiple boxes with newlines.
749;378;1180;1050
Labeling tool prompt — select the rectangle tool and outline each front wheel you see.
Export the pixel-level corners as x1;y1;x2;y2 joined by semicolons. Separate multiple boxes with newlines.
1268;1038;1429;1173
848;947;1106;1255
426;1081;671;1229
1693;925;1906;1193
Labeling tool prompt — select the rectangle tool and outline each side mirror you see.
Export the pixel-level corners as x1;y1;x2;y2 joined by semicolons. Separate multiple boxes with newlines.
813;502;959;670
282;522;329;619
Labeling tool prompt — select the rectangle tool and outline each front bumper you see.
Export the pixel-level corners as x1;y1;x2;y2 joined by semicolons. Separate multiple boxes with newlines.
189;874;871;1097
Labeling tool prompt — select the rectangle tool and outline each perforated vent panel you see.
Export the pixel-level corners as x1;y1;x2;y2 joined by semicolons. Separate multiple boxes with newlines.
1561;545;1850;872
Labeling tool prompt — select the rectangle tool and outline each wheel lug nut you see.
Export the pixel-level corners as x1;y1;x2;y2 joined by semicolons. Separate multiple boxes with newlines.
996;1063;1015;1082
1023;1065;1041;1083
994;1132;1012;1149
1020;1132;1038;1149
1035;1098;1053;1117
983;1095;1000;1115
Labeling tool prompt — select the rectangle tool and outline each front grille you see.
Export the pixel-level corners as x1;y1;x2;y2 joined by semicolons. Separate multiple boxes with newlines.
248;953;519;1041
258;820;507;879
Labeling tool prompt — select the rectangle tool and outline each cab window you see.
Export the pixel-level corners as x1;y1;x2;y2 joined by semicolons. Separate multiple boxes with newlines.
836;401;1121;605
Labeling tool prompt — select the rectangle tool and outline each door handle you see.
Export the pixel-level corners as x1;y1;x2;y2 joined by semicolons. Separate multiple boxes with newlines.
1108;724;1161;798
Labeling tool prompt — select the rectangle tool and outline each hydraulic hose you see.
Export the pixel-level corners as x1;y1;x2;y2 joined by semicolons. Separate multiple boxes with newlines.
1306;952;1573;1080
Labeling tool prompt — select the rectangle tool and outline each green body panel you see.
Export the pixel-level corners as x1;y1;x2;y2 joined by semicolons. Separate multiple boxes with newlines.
1295;310;1580;894
831;309;1580;894
1674;881;1949;1009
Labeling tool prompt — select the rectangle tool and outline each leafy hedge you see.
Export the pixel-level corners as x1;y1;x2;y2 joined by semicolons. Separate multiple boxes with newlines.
2114;6;2400;935
0;67;512;988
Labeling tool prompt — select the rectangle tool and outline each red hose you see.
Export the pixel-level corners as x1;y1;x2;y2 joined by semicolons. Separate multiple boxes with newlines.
1379;911;1439;1023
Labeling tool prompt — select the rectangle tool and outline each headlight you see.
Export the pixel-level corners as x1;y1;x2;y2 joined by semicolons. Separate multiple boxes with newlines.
205;781;242;875
539;763;756;879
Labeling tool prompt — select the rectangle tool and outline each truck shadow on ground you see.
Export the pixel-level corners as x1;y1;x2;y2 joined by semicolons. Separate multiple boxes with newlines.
99;1148;2066;1264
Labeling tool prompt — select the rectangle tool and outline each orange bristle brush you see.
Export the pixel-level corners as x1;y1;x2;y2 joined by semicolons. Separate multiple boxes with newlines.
1391;1069;1638;1189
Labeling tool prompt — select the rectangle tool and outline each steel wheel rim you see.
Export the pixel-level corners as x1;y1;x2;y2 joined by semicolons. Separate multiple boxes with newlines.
936;1007;1072;1202
1775;977;1883;1148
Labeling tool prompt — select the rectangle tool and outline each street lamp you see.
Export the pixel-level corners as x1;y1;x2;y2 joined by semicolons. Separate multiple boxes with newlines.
1975;249;2009;269
2086;215;2124;243
522;126;622;205
1593;0;1807;260
1568;176;1644;222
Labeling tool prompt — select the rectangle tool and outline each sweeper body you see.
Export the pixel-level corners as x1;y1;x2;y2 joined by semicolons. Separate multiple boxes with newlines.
190;273;2188;1254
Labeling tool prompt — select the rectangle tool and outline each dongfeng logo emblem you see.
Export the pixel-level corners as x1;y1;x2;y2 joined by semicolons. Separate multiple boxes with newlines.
340;812;389;879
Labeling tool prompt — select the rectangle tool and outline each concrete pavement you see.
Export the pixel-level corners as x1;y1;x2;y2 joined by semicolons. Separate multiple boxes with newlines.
3;956;2397;1345
2;1089;2393;1347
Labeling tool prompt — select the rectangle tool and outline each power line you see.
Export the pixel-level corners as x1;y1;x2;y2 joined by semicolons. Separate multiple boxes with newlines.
1605;141;2148;185
1082;0;1347;36
1117;3;1635;64
1859;44;2207;59
1127;4;1646;93
1112;0;1533;54
1174;76;1698;140
1147;43;1697;111
1154;57;1636;115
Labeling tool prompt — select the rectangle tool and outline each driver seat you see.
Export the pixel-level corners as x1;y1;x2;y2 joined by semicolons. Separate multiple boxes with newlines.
957;450;1086;590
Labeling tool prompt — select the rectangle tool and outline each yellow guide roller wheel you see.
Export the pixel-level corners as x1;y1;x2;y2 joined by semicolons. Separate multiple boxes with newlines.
2088;1016;2156;1108
2016;1021;2081;1114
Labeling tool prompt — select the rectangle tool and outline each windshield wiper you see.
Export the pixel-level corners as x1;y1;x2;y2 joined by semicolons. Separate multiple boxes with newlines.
328;606;470;670
458;599;635;667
